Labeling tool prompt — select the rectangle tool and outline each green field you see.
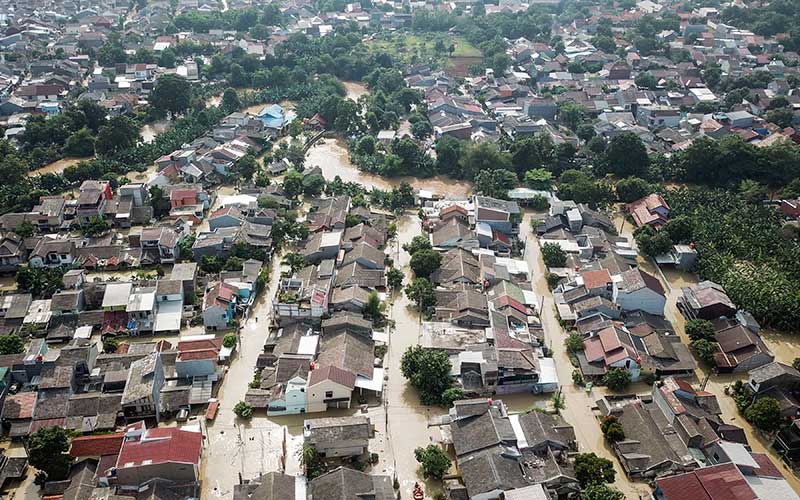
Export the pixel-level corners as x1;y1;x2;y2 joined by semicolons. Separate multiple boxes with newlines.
367;33;483;75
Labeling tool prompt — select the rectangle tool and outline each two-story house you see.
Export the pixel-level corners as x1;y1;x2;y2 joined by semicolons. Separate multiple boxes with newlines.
76;180;112;224
202;282;237;331
121;353;165;422
140;227;180;264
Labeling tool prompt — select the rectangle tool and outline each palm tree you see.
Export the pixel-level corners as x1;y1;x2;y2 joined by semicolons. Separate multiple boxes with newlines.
281;252;307;274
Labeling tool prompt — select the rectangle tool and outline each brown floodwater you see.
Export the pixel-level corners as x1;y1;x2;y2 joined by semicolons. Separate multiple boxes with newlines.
140;119;172;143
27;157;89;177
343;81;368;101
522;213;652;499
305;138;473;197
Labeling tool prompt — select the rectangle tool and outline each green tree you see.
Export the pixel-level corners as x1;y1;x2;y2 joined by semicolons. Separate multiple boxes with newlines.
221;88;242;113
302;174;326;196
662;215;693;244
95;115;139;156
81;216;110;237
474;168;517;199
16;266;65;299
150;74;191;115
685;319;715;342
558;102;587;131
459;142;512;180
794;358;800;372
401;345;452;404
602;132;649;177
223;333;237;348
200;255;225;274
0;334;24;355
387;268;404;290
600;416;625;442
282;252;307;274
574;452;616;487
149;186;171;219
300;443;322;479
441;387;464;406
739;179;768;204
581;483;625;500
634;71;657;89
403;235;432;255
744;396;783;433
414;444;451;479
524;168;553;190
634;225;673;258
410;249;442;278
565;332;585;354
282;169;305;199
65;128;95;157
363;291;383;322
411;120;433;140
602;367;631;391
77;100;107;133
233;401;253;419
405;277;436;312
15;220;35;238
541;242;567;268
691;338;718;367
615;177;652;203
28;427;71;482
157;47;177;68
234;154;258;182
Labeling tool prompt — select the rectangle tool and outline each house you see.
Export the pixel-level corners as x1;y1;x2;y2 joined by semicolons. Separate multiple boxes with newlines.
256;104;295;134
715;324;774;373
308;196;349;233
208;206;245;230
301;231;343;264
577;325;641;381
431;218;478;249
113;421;202;488
140;227;180;263
306;365;355;413
304;416;372;457
28;238;75;268
126;286;156;333
0;233;25;273
627;193;670;228
747;362;800;418
175;337;223;379
2;391;36;437
679;281;737;320
171;262;198;296
234;471;298;500
613;268;666;316
309;467;394;500
202;282;238;331
474;196;520;235
121;353;165;422
76;180;112;224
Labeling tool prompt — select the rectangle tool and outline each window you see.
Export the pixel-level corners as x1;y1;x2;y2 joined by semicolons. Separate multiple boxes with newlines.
325;391;333;398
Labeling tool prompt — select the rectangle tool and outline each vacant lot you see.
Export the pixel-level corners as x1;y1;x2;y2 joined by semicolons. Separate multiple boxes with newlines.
367;32;482;76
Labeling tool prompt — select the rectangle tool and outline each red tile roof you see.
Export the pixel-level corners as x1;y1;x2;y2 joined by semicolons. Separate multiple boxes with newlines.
116;424;202;468
2;392;37;420
70;433;124;458
308;364;356;389
750;452;783;478
581;269;612;290
655;463;756;500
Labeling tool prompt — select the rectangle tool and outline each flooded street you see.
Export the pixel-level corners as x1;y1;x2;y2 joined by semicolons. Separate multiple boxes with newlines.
521;212;652;499
305;138;473;197
201;252;304;500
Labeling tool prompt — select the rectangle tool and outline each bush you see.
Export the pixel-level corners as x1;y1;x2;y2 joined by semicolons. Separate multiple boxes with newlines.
441;387;464;406
414;444;451;479
602;367;631;391
541;242;567;268
744;396;783;433
691;338;718;367
546;272;561;290
572;369;584;386
223;333;237;348
601;416;625;442
565;332;585;354
233;401;253;419
530;194;550;211
685;319;715;342
0;334;24;355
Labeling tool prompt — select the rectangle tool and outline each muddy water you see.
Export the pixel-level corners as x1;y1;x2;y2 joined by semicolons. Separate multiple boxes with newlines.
305;139;473;198
140;119;171;143
522;212;652;499
343;81;368;101
27;157;89;177
201;249;305;500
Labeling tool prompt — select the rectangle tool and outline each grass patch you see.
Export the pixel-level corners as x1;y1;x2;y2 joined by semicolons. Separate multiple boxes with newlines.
367;32;482;72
